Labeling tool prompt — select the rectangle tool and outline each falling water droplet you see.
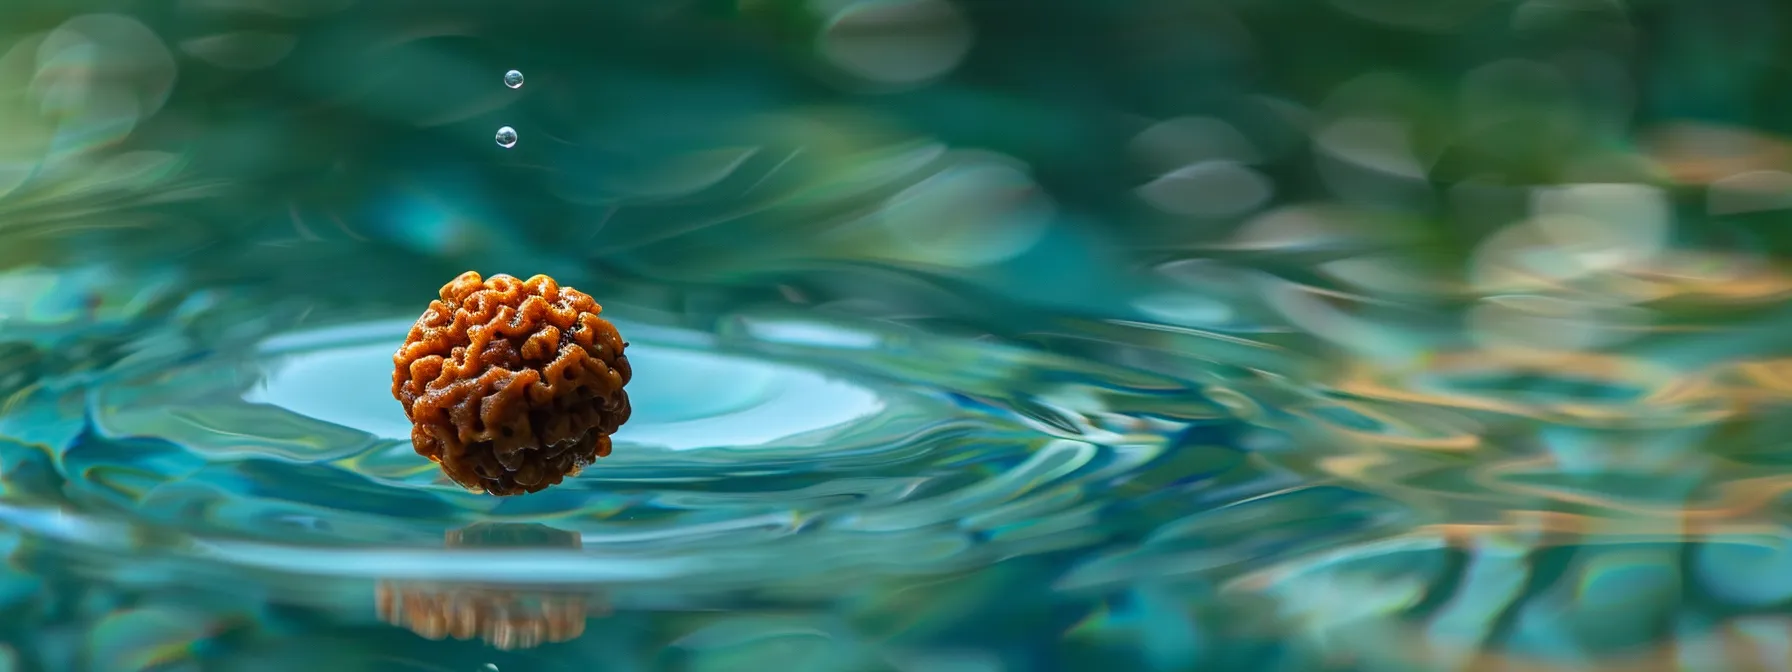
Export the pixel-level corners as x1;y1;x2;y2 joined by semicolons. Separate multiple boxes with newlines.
495;126;517;148
483;665;500;672
503;69;524;89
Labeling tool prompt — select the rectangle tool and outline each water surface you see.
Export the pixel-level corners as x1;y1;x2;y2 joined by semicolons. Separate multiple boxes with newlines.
2;1;1792;670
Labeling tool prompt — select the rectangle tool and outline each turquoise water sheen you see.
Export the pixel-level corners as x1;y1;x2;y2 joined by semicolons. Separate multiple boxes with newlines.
3;1;1792;670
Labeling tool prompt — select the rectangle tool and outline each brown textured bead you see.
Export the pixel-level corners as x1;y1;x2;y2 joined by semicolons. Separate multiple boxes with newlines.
392;271;632;496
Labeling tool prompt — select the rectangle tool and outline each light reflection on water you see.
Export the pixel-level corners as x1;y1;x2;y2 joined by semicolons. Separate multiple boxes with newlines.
247;319;887;450
1;0;1792;670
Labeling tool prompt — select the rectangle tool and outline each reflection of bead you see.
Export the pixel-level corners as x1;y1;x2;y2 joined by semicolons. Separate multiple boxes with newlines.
375;523;595;650
392;272;632;496
374;582;592;650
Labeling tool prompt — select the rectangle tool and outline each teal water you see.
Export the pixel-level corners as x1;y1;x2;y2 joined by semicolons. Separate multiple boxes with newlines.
5;1;1792;670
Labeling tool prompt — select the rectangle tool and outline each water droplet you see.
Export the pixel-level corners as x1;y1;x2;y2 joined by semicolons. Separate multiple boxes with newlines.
495;126;517;149
503;69;523;89
483;664;500;672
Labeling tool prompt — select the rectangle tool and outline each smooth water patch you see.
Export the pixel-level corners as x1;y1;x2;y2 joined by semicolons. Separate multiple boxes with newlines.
245;318;887;450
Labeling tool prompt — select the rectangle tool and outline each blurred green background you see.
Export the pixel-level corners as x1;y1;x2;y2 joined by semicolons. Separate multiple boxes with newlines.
3;0;1792;670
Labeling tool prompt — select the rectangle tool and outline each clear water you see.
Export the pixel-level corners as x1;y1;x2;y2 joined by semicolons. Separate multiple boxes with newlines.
5;1;1792;671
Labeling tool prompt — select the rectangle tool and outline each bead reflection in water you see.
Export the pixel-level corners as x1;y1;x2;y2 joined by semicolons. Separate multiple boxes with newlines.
376;523;598;650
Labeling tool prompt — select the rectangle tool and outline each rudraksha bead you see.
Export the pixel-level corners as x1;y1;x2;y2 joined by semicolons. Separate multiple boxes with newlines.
392;272;631;496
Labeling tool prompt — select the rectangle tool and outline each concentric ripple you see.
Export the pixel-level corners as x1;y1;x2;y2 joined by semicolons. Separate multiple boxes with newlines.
2;310;1259;608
